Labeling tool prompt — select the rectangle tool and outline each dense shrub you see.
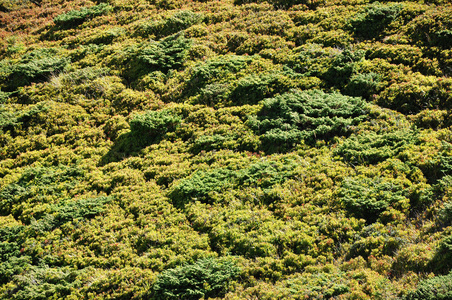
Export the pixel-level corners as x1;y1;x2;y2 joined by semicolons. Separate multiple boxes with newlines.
439;198;452;226
130;109;182;141
335;129;418;165
169;158;296;206
234;0;323;10
348;2;403;39
120;33;191;83
248;90;367;152
405;6;452;48
376;75;452;114
0;48;69;92
323;49;365;89
228;73;296;105
168;168;236;207
135;10;202;38
186;55;255;94
152;258;240;300
347;223;404;258
7;266;82;300
53;3;112;28
1;0;451;298
237;158;297;189
51;196;112;227
429;234;452;274
0;225;29;284
0;102;48;136
0;165;84;219
339;176;409;223
345;72;382;99
406;272;452;300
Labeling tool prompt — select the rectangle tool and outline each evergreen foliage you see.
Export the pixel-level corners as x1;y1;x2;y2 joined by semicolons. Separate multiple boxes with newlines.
349;2;403;39
0;0;451;298
130;109;182;141
339;176;408;223
119;33;191;84
248;90;367;152
405;272;452;300
0;48;69;92
152;258;240;300
53;3;112;28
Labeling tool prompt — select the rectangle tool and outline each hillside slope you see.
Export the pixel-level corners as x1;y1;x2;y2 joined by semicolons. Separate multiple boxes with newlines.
1;0;452;298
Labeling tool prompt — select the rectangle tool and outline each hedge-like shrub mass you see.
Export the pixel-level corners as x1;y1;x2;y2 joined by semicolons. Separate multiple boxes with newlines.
248;90;367;152
152;258;240;299
130;109;182;140
349;3;403;39
339;176;409;223
0;48;69;92
335;129;419;165
53;3;112;28
1;0;452;298
406;272;452;300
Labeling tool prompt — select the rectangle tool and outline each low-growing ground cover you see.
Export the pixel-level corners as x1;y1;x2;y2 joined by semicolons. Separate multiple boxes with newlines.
0;0;452;298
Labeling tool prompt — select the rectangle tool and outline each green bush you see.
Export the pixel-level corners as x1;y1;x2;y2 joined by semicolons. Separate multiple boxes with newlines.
0;102;48;136
53;3;112;28
54;196;112;225
121;33;191;83
0;49;69;92
439;199;452;226
348;2;402;39
0;165;84;219
7;266;82;300
323;49;365;89
335;129;418;165
130;109;182;141
186;55;255;95
168;168;236;207
429;235;452;274
228;73;295;105
30;196;112;232
168;158;296;206
152;258;240;300
234;0;323;10
376;75;452;114
347;223;404;259
247;90;367;153
405;272;452;300
345;72;382;100
237;158;297;190
0;225;30;284
339;177;408;223
135;10;202;38
405;6;452;48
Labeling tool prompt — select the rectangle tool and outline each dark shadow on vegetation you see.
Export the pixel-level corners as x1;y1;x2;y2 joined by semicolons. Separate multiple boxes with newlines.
427;234;452;275
99;109;182;166
0;48;69;93
99;130;162;166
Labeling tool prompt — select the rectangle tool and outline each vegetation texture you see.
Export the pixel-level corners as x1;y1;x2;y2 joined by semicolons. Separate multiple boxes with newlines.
0;0;452;299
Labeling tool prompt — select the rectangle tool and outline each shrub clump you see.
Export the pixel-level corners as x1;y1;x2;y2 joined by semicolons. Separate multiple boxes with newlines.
348;2;403;39
335;129;418;165
120;33;191;83
247;90;367;153
0;48;69;92
53;3;112;28
152;258;240;300
405;272;452;300
339;177;409;223
130;109;182;141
